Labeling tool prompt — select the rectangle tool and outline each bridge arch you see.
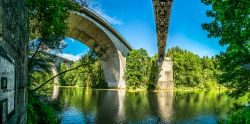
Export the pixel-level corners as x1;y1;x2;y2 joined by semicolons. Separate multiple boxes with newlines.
66;7;132;88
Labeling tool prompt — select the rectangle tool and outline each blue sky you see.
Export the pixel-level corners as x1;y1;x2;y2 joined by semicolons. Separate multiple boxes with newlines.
62;0;225;60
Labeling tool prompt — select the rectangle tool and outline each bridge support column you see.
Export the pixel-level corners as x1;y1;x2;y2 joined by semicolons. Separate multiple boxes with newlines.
117;51;126;89
51;65;60;85
51;65;60;100
51;58;62;86
102;50;126;89
157;57;173;90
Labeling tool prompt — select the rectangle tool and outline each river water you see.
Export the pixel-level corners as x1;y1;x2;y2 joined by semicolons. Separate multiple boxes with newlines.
58;88;236;124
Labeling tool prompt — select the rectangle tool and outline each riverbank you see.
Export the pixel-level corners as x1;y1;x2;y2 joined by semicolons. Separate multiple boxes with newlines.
58;85;230;92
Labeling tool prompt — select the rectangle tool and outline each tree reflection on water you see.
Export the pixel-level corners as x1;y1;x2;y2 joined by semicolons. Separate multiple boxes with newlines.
59;88;236;124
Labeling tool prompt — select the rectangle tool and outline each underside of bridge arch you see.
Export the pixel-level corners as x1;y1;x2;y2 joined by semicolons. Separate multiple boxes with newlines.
67;10;131;88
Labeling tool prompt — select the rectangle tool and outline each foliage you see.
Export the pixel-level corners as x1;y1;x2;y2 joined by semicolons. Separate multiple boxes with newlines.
147;55;159;88
27;52;54;91
26;0;83;41
125;48;158;89
167;47;202;87
25;0;89;123
26;0;83;89
125;47;223;89
27;95;59;124
27;53;58;123
60;50;107;88
222;106;250;124
125;49;149;88
167;46;222;88
201;0;250;95
29;71;53;96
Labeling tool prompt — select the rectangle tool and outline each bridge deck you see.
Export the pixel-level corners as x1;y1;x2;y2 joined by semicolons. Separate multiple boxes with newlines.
78;7;133;51
153;0;173;59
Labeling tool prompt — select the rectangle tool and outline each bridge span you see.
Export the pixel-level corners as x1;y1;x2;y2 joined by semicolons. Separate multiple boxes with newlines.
67;7;133;88
153;0;174;90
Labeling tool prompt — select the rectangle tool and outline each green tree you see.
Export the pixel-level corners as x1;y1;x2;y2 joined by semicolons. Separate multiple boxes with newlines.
26;1;87;123
60;50;107;88
147;54;159;88
59;63;69;86
168;46;203;87
201;0;250;95
125;48;150;88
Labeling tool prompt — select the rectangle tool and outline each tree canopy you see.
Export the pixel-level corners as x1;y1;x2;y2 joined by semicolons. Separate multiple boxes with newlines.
125;48;158;89
60;50;107;88
201;0;250;95
167;46;222;89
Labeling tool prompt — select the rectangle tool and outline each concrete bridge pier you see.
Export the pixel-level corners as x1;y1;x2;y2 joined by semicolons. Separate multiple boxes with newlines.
51;63;60;86
101;50;126;89
51;64;60;100
157;57;173;90
51;57;72;100
51;61;60;100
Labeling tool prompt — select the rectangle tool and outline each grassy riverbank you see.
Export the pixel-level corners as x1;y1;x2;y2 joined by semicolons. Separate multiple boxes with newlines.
58;84;230;92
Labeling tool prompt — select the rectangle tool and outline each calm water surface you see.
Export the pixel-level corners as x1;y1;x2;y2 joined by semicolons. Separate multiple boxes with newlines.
58;88;235;124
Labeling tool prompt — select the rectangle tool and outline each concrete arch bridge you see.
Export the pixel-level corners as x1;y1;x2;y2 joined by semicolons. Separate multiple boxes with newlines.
66;7;133;88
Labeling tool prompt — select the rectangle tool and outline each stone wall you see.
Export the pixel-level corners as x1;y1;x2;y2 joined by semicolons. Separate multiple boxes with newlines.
0;6;2;40
0;0;28;123
0;53;15;124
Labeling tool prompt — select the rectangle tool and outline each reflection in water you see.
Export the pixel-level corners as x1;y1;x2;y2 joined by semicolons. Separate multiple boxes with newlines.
156;91;173;123
51;85;60;100
96;90;119;124
125;91;152;123
61;108;85;124
117;90;126;122
59;88;236;124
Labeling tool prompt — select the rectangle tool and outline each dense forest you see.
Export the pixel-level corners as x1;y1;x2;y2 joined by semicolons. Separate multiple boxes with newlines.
124;47;224;90
167;46;223;89
46;46;225;91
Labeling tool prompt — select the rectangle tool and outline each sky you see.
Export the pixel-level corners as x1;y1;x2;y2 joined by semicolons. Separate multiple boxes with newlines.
62;0;226;60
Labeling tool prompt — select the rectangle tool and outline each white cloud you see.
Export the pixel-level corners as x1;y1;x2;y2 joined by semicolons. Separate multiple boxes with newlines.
57;53;83;61
87;1;122;25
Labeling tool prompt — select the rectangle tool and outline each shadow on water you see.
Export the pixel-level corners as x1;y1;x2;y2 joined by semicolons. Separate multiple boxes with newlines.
58;88;237;124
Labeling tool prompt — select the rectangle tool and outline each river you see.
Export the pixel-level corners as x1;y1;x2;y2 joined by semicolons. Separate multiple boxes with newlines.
57;87;236;124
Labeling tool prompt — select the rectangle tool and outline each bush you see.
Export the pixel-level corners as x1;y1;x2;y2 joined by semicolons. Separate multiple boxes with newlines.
27;95;59;124
223;107;250;124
